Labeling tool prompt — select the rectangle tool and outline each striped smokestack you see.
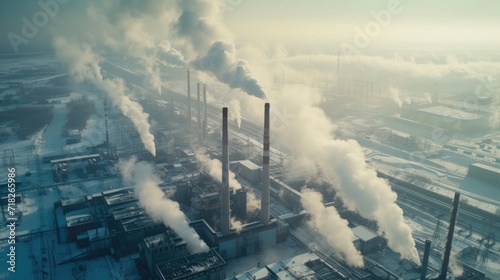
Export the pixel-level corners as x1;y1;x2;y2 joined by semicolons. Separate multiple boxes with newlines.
261;103;270;224
221;107;231;234
187;70;191;128
203;84;207;139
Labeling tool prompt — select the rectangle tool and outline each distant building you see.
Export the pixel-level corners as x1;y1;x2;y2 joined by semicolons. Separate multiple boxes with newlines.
410;105;487;132
467;163;500;185
234;160;260;183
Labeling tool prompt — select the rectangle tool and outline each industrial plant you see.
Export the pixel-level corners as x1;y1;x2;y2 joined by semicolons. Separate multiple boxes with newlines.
1;1;500;280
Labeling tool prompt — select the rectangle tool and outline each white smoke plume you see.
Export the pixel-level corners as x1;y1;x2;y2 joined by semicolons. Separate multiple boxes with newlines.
194;148;261;216
173;1;266;98
194;148;241;191
270;86;421;264
449;252;464;277
390;87;403;108
119;157;208;253
54;37;156;156
229;99;242;129
301;189;364;267
424;92;433;104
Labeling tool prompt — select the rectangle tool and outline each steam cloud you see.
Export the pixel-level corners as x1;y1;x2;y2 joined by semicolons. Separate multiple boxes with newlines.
54;37;156;156
391;87;403;108
194;148;261;215
173;1;266;98
273;86;420;264
119;157;208;253
229;99;242;129
192;41;266;98
301;189;364;267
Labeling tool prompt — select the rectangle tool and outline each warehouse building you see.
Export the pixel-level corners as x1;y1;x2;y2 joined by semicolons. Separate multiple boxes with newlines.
467;163;500;185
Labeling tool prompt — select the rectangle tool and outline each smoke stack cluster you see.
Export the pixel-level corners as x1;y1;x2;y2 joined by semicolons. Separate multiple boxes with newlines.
187;70;192;128
261;103;270;224
221;107;231;234
436;192;460;280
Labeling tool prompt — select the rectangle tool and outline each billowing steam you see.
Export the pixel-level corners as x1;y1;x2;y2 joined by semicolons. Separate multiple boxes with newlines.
194;148;261;214
173;1;265;98
119;157;208;253
449;252;464;277
301;189;364;267
390;87;403;108
273;86;421;264
54;37;156;156
195;148;241;190
192;41;266;98
229;99;242;129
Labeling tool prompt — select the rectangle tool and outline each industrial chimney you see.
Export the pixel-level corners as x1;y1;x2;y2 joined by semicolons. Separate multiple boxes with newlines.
261;103;270;224
221;107;231;234
203;84;207;139
197;82;201;129
420;240;432;280
434;192;460;280
187;70;191;128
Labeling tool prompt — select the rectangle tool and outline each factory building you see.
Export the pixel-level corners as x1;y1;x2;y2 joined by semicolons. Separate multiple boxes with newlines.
467;163;500;185
141;229;190;275
409;105;487;132
156;249;226;280
217;221;278;260
351;225;386;254
229;252;349;279
234;160;260;183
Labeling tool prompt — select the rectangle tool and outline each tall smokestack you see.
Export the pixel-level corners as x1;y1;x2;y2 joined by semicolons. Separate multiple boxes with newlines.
187;70;191;128
221;107;230;234
197;82;201;129
437;192;460;280
420;240;432;280
203;84;207;139
261;103;270;224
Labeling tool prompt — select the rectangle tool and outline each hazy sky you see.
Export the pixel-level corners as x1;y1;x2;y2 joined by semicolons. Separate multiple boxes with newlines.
1;0;499;54
223;0;500;50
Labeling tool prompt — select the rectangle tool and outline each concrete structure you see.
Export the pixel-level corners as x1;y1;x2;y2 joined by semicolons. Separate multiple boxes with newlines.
156;249;226;280
218;221;278;260
231;188;247;221
142;230;189;275
410;105;487;132
467;163;500;185
261;103;270;224
351;225;386;254
229;252;348;279
221;107;230;234
88;227;112;255
235;160;260;183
